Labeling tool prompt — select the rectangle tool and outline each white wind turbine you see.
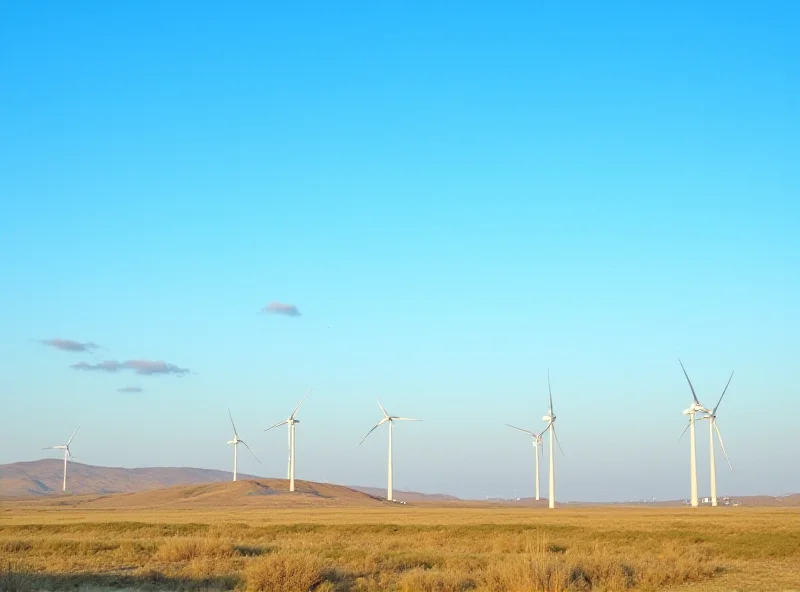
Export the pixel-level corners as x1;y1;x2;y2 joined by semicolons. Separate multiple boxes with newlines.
700;371;735;507
265;388;312;492
360;400;420;502
227;410;261;482
43;427;79;492
678;359;708;508
506;424;545;500
542;372;563;509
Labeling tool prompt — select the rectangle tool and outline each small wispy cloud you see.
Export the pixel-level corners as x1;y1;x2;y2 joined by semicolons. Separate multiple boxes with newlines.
262;301;301;317
40;338;98;352
124;360;189;376
72;360;123;372
117;386;143;394
71;359;189;376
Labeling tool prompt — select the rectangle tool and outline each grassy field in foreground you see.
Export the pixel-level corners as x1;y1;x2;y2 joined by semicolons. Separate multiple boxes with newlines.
1;506;799;592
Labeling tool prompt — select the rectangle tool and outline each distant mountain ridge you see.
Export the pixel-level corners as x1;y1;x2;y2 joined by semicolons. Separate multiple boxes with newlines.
2;478;385;510
348;485;459;502
0;459;255;497
1;460;796;506
0;459;457;502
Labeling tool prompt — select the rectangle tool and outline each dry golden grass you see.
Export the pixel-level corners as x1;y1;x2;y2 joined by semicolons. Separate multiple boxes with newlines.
1;505;799;591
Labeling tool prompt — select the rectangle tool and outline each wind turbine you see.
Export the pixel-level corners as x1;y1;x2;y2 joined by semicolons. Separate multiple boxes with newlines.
360;400;420;502
700;371;735;507
506;424;545;500
227;410;261;482
542;371;563;509
678;359;708;507
265;388;311;492
43;427;79;492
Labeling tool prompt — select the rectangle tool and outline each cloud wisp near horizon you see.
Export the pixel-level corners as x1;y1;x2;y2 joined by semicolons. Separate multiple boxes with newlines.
261;301;301;317
72;360;190;376
39;338;98;352
117;386;144;394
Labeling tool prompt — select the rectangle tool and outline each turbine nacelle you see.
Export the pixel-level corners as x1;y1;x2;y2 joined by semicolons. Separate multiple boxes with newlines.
505;424;545;446
683;401;707;415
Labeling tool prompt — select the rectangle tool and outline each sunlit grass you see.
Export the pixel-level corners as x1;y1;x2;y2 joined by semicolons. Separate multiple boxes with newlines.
1;506;798;590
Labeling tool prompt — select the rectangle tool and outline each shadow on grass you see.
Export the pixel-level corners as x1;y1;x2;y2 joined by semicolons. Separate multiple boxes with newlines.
0;567;240;591
0;567;358;592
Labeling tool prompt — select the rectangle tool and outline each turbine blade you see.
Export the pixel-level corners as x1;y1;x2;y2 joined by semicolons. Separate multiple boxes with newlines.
552;425;564;455
677;421;691;443
359;418;388;446
506;424;536;436
377;399;390;417
228;409;239;437
714;421;733;472
712;371;735;416
290;388;313;419
265;419;288;432
392;417;420;421
67;426;80;446
678;358;700;405
547;369;554;413
241;440;262;464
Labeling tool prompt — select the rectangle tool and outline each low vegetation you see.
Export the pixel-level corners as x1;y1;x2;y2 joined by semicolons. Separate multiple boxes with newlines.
1;506;799;591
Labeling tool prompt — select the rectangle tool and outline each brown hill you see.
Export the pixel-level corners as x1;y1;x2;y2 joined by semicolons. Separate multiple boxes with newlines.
1;478;384;510
0;459;458;502
0;459;255;497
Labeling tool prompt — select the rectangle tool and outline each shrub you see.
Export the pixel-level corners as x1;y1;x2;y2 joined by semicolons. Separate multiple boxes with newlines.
155;538;233;562
245;552;327;592
398;568;477;592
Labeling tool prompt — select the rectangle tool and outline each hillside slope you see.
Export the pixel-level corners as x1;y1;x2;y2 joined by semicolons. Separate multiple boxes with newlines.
0;459;254;497
2;478;384;509
0;460;453;503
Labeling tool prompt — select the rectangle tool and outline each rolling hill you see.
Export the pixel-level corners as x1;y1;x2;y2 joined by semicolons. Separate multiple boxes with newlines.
2;460;796;506
1;478;385;509
0;459;455;503
0;459;257;497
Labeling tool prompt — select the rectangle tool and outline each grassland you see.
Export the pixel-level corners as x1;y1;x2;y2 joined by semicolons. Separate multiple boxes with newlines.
2;504;799;592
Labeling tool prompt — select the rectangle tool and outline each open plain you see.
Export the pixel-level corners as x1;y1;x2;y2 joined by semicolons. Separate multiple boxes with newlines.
2;482;799;592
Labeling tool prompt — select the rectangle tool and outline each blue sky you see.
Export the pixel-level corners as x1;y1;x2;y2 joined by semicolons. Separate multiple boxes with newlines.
1;1;797;500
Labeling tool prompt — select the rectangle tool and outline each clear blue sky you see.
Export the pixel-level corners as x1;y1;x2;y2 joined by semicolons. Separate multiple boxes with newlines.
1;1;797;501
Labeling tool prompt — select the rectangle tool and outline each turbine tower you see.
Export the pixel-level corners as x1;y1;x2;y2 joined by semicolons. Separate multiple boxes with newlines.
506;424;545;501
360;400;420;502
542;372;563;509
43;427;79;492
701;371;735;507
227;410;261;481
678;359;708;507
265;388;311;492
